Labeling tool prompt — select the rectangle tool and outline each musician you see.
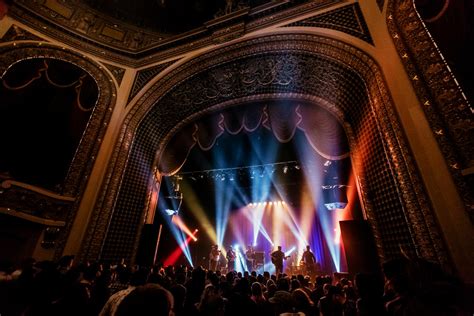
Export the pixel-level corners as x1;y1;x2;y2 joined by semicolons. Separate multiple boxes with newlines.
209;244;220;271
271;246;288;275
245;245;255;272
301;245;317;276
226;245;236;272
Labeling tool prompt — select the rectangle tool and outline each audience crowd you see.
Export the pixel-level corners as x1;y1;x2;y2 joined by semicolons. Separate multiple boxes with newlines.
0;255;469;316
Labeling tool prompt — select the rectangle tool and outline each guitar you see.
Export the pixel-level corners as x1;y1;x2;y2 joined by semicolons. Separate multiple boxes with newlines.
271;254;290;264
226;251;236;262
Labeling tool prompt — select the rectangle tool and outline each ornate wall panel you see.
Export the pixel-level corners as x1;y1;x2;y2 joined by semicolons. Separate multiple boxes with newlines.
12;0;167;52
0;43;117;258
79;34;448;269
284;3;374;45
387;0;474;221
127;60;178;104
102;63;125;86
9;0;341;67
0;24;45;42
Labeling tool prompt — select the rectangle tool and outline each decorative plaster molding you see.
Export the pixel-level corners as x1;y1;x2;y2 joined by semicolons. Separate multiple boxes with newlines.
387;0;474;221
0;24;45;42
284;3;373;45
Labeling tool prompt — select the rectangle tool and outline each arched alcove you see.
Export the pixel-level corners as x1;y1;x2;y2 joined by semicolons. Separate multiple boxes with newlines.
0;58;99;191
0;43;117;259
81;33;447;268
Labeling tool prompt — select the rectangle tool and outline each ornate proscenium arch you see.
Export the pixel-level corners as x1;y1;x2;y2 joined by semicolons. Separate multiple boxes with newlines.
0;43;118;258
81;33;448;268
387;0;474;221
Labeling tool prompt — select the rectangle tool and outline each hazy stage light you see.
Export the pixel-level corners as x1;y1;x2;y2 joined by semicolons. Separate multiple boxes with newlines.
165;209;178;216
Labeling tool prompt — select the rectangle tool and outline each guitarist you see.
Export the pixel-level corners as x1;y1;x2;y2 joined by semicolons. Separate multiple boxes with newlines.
271;246;289;275
226;245;236;272
245;245;255;272
209;245;221;271
301;245;317;276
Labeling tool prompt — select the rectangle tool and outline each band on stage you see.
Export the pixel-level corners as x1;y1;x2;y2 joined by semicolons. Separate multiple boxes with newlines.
209;244;319;275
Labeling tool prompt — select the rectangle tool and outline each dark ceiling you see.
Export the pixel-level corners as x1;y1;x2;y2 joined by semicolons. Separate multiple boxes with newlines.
84;0;270;34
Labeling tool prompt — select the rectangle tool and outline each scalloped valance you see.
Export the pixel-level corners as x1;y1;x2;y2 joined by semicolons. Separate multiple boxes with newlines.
158;102;349;175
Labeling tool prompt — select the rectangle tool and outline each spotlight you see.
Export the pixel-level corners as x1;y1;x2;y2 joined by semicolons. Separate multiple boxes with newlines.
324;160;332;167
164;209;178;216
325;202;347;210
322;185;348;210
283;165;288;174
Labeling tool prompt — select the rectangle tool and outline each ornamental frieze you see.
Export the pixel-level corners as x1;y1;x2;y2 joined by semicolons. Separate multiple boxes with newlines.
387;0;474;221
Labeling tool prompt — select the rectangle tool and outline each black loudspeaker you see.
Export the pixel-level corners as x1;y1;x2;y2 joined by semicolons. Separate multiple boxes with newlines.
136;224;160;266
339;220;380;275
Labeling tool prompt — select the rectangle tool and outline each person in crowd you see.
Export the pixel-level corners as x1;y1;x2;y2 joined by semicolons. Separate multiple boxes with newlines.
115;283;174;316
196;283;225;316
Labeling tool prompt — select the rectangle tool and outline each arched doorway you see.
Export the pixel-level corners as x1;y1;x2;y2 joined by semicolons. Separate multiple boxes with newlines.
80;33;447;269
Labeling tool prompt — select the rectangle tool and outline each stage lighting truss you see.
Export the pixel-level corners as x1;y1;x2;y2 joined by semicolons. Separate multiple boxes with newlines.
164;175;183;216
247;201;286;207
176;160;303;183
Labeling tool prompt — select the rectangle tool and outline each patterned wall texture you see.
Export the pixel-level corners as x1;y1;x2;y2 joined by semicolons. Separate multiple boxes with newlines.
387;0;474;222
127;60;178;104
80;34;447;267
0;24;44;43
285;3;373;45
102;63;126;86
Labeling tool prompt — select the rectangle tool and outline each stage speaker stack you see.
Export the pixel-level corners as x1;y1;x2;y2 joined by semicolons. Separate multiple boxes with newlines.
339;220;380;275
